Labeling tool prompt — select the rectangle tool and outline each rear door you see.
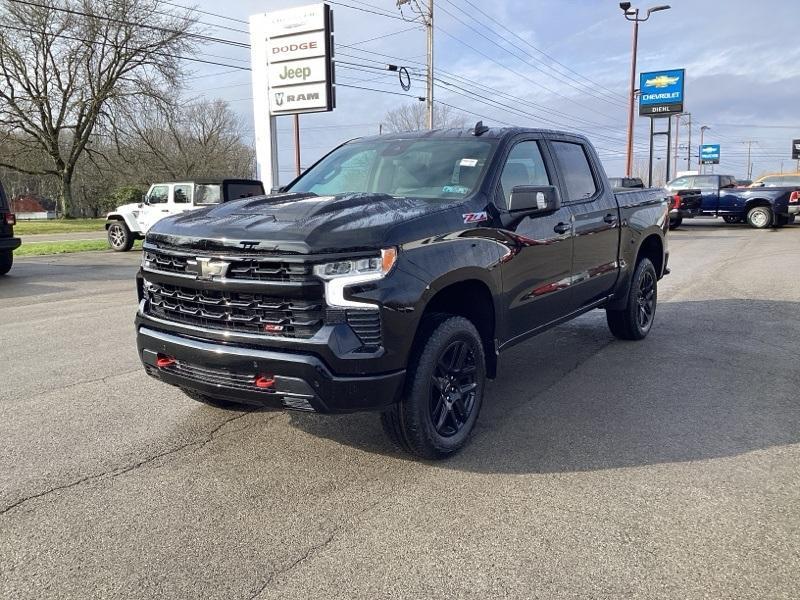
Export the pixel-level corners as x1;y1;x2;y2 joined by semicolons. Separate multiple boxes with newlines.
495;136;574;344
692;175;721;213
716;175;745;215
136;184;170;232
549;139;620;311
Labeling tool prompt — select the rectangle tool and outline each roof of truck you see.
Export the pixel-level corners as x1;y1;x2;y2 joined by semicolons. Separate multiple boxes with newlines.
354;126;590;143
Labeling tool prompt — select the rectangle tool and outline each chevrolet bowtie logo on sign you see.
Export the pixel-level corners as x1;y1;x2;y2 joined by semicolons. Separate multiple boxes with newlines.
639;68;685;117
186;258;229;281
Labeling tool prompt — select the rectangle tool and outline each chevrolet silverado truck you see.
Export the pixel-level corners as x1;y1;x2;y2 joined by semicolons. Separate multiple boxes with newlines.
0;180;21;276
135;126;670;459
106;179;264;251
666;174;799;228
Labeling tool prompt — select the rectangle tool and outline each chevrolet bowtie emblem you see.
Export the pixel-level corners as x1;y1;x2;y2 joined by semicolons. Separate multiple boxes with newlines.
186;257;229;281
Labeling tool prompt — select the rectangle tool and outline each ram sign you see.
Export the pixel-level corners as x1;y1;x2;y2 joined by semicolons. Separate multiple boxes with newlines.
252;3;335;117
639;69;685;117
700;144;721;165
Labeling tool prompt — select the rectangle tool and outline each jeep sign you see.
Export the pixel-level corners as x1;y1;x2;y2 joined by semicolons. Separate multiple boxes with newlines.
252;3;334;117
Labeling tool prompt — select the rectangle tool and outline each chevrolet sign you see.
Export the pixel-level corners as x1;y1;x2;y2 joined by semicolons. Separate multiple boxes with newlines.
639;68;685;117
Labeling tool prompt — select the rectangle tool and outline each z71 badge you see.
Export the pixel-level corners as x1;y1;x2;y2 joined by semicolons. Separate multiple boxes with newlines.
462;212;488;224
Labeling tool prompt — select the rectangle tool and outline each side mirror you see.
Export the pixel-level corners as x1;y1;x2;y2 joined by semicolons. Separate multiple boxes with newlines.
508;185;561;214
142;194;151;205
270;186;286;194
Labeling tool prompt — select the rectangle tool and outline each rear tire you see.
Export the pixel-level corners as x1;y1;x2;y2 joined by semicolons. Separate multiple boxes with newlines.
746;206;772;229
606;257;657;341
181;388;244;410
668;216;682;230
381;315;486;459
0;249;12;276
107;220;134;252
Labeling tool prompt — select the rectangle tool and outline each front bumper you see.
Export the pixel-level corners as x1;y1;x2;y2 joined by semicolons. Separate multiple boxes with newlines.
0;237;21;251
137;326;405;413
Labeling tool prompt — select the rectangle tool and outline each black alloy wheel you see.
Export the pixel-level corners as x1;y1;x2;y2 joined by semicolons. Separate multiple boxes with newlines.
429;339;479;438
636;268;656;331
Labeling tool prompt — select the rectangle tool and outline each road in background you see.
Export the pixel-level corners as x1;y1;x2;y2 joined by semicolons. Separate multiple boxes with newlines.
1;221;798;599
20;231;107;244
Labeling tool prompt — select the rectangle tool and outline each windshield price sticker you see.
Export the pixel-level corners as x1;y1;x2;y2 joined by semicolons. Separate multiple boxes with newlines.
460;158;479;167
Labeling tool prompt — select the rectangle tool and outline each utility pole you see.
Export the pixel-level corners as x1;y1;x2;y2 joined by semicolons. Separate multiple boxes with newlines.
745;140;754;180
619;3;671;177
425;0;434;129
397;0;434;129
686;113;692;171
699;125;709;174
673;114;680;175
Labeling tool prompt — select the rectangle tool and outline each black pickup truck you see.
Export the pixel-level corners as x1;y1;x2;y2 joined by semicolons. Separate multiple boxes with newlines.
0;181;21;276
136;126;670;458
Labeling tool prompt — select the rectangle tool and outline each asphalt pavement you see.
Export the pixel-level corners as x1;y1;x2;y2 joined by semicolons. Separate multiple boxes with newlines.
19;231;107;244
1;219;799;599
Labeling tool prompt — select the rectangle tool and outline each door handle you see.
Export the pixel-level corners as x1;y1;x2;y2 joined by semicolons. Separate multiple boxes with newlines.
603;213;618;224
553;222;572;234
161;209;170;212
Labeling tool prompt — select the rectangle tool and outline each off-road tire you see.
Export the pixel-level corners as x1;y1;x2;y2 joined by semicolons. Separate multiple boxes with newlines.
746;206;772;229
668;216;682;230
107;220;134;252
381;315;486;459
606;257;657;341
0;249;12;276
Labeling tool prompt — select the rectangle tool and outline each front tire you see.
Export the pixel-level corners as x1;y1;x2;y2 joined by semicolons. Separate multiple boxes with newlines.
381;315;486;459
0;249;12;276
107;221;134;252
668;216;682;230
606;257;658;341
746;206;772;229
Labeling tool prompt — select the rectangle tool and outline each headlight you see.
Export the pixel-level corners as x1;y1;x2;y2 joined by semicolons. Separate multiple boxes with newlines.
313;248;396;280
314;248;397;308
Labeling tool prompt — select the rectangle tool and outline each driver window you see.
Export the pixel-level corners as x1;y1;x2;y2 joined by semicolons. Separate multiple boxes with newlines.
148;185;169;204
174;184;192;204
499;141;550;207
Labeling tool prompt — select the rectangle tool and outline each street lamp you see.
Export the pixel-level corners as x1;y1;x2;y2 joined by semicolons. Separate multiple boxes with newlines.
620;3;671;177
698;125;710;173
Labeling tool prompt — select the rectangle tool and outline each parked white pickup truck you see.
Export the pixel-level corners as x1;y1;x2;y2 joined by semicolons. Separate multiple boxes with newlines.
105;179;264;251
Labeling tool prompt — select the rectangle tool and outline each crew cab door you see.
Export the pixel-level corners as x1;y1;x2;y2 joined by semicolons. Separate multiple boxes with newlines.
692;175;721;214
136;184;170;232
716;175;745;215
495;137;574;345
549;139;620;309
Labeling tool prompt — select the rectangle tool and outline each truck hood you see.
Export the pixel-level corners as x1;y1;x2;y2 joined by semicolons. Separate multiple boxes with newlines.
146;192;455;254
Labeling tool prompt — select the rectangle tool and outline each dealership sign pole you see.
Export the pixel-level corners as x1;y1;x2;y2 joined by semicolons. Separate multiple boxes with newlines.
250;3;335;191
639;68;685;185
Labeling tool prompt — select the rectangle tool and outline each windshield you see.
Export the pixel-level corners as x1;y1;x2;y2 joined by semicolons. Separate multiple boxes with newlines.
287;138;496;200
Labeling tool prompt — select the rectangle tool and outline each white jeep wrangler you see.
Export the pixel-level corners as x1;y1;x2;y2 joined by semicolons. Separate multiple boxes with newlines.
105;179;264;251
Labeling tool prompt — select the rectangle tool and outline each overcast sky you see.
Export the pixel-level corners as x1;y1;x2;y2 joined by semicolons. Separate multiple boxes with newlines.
186;0;800;184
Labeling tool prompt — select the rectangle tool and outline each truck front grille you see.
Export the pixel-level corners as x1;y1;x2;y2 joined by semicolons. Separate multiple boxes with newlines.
143;281;324;338
143;249;312;282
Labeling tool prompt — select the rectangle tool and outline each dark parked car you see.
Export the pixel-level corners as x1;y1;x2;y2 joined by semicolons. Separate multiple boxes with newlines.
609;177;645;189
135;126;670;458
667;174;799;227
667;189;703;229
0;181;21;276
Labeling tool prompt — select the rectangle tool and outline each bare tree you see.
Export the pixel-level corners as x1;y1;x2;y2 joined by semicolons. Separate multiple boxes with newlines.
113;98;255;181
382;102;467;133
0;0;197;216
632;158;666;186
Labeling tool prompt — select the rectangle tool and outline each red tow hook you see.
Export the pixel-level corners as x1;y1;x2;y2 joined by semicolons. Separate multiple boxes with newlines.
156;354;176;368
254;375;275;389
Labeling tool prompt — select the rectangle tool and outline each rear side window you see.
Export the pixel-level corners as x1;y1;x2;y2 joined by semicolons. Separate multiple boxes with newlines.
173;184;192;204
225;183;265;201
195;184;222;205
550;141;597;201
692;176;717;190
